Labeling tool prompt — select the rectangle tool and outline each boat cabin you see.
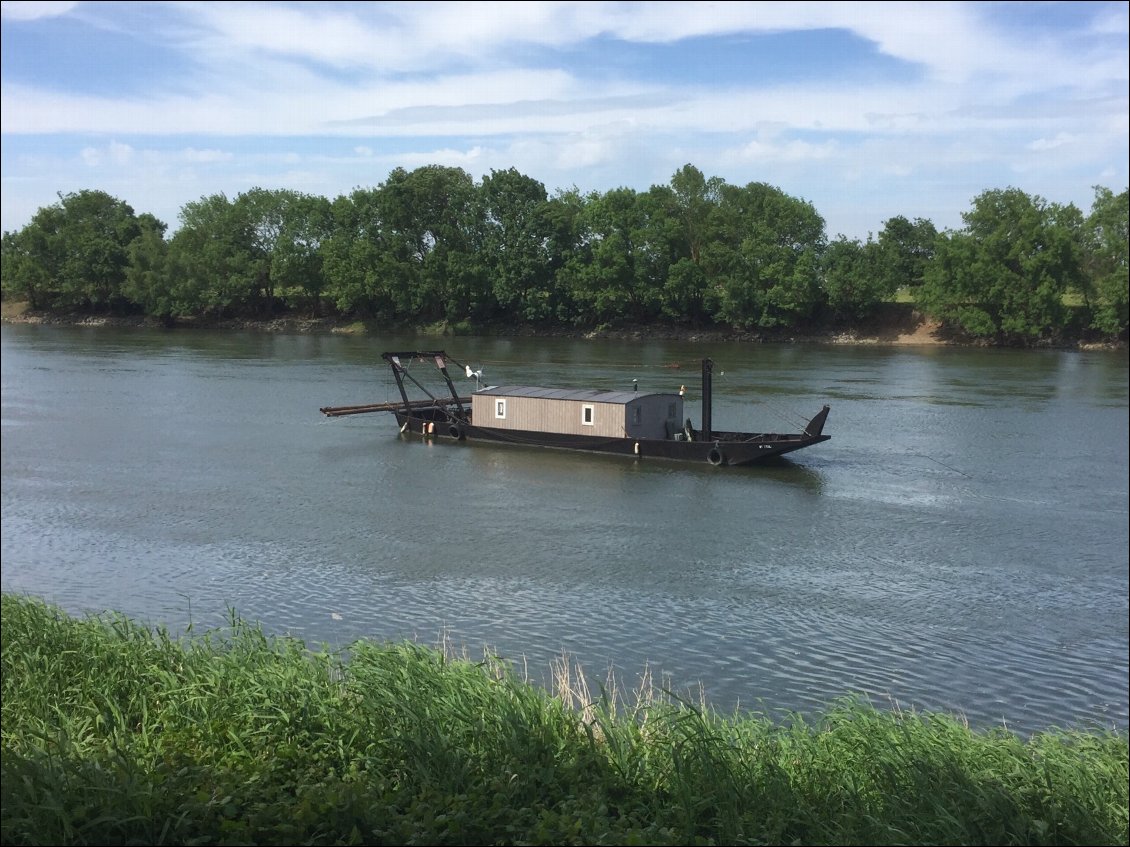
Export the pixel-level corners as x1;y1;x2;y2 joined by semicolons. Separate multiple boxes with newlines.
472;386;683;440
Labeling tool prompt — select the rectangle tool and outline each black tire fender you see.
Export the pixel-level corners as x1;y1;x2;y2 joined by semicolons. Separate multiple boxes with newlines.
707;447;724;466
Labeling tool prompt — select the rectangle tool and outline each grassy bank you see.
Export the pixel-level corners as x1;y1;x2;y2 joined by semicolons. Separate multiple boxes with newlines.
2;594;1126;846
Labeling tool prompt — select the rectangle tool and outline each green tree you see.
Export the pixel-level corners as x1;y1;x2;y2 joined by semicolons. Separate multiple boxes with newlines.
645;165;726;324
235;188;281;315
322;188;395;320
246;189;334;316
1;226;54;309
1081;186;1128;337
120;214;174;319
1;190;148;313
920;188;1084;342
561;187;661;325
539;188;587;324
712;182;826;328
876;216;937;293
166;193;257;317
376;166;487;323
821;236;885;320
231;188;333;317
479;168;556;322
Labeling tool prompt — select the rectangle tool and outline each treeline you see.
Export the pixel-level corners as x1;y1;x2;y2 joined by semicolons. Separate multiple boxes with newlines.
1;165;1126;344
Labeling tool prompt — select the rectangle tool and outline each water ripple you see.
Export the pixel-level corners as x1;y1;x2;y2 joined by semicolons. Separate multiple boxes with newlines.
2;327;1126;735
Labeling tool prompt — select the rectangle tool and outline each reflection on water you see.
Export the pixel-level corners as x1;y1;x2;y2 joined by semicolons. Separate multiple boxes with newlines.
2;324;1127;735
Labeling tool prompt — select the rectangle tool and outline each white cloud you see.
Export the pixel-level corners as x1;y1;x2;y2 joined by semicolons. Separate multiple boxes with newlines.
1091;2;1130;35
2;2;1124;147
395;145;488;170
1028;133;1077;152
735;137;839;163
1;1;1126;239
77;141;135;169
108;141;135;165
181;147;235;164
0;1;76;21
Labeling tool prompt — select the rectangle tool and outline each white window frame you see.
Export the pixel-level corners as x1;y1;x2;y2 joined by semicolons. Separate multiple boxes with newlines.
495;398;507;419
581;404;595;426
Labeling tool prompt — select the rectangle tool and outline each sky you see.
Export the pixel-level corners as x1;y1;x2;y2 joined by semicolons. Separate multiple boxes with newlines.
1;1;1127;241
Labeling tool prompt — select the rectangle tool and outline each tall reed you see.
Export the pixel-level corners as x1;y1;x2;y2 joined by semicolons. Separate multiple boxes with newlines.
3;594;1126;845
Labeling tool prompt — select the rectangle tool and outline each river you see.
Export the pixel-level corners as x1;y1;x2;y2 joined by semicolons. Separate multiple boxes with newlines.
1;324;1127;735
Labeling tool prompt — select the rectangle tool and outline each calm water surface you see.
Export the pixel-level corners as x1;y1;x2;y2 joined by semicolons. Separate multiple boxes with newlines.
2;324;1127;735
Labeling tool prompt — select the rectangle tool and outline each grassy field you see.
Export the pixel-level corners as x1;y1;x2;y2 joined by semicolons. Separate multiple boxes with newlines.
2;593;1126;846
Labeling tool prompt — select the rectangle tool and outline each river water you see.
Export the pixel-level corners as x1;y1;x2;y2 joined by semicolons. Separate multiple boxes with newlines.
2;324;1127;735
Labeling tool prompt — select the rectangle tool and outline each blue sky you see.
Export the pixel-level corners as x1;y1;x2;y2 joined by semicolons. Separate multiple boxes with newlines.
2;1;1127;240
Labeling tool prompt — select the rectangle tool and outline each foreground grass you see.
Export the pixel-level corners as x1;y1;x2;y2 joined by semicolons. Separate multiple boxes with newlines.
2;595;1126;846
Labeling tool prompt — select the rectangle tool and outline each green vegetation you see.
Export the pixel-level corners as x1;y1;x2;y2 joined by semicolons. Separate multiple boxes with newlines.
919;188;1086;344
2;166;1126;345
3;594;1126;846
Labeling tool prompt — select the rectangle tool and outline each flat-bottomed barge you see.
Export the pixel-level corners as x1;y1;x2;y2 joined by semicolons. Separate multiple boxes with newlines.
320;351;830;467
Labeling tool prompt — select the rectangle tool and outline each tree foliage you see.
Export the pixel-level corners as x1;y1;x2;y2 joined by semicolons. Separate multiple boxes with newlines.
121;214;172;318
1081;186;1129;337
3;171;1125;344
876;216;937;292
321;188;396;320
919;188;1084;343
710;182;825;328
166;193;257;317
478;168;558;322
822;236;882;321
1;190;147;312
563;186;665;325
373;166;487;323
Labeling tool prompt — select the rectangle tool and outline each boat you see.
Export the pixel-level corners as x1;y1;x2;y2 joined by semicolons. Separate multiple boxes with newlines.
320;350;830;467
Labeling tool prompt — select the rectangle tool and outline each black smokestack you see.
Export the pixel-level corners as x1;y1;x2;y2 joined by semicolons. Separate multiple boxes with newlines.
701;358;713;441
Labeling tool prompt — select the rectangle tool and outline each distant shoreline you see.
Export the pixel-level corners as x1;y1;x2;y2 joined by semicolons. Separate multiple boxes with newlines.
2;301;1122;351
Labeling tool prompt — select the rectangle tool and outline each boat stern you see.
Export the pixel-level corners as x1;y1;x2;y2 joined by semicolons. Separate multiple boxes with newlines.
804;405;831;437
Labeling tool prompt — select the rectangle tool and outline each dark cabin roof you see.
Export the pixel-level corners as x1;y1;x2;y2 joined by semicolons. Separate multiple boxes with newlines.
475;385;674;405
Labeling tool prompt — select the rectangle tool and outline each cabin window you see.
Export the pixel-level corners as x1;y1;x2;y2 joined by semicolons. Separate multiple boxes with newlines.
668;402;677;419
582;404;595;426
495;399;507;419
632;406;642;426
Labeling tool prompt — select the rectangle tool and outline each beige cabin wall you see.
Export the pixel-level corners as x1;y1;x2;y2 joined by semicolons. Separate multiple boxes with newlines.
473;394;682;439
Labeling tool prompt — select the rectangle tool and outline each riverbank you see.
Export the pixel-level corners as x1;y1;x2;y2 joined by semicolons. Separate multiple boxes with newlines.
3;594;1127;847
5;300;1122;350
0;299;938;343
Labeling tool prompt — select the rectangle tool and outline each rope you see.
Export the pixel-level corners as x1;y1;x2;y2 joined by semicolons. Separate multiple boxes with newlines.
749;394;813;430
904;449;972;478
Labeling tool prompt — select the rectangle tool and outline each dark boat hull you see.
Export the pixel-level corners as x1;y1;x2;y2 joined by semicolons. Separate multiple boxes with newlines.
392;409;829;467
